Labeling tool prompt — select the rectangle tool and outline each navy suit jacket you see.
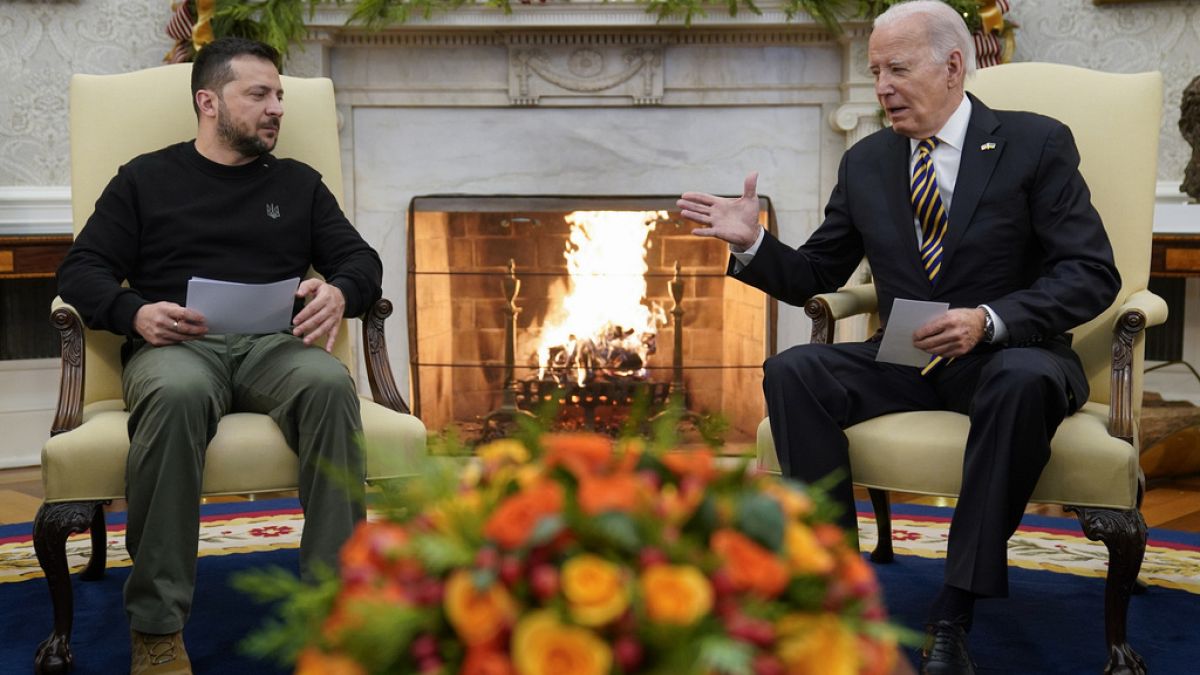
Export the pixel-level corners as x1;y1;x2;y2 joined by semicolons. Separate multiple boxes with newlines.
733;94;1121;403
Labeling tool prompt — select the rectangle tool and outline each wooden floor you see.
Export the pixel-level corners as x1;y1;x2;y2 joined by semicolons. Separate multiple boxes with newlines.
3;464;1200;532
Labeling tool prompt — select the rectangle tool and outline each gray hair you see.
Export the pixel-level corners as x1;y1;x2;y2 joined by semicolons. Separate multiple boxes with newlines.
874;0;977;78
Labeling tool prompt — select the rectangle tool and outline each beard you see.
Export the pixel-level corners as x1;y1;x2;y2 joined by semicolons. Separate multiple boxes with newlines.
216;98;279;158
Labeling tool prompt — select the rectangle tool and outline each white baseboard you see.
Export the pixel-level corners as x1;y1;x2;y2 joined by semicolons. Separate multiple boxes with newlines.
0;358;58;469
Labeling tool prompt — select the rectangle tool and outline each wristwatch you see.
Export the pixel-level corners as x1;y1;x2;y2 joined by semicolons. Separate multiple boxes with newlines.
981;309;996;344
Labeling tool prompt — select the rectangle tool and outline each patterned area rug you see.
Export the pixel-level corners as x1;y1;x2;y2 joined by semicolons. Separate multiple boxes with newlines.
3;499;1198;593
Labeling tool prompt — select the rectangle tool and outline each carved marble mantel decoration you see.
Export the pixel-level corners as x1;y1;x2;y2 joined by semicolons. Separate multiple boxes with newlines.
292;2;877;394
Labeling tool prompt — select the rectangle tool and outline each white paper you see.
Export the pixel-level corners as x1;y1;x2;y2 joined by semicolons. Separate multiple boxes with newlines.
876;298;949;368
186;277;301;334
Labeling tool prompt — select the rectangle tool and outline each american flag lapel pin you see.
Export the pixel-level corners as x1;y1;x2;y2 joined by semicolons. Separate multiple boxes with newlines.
980;142;997;151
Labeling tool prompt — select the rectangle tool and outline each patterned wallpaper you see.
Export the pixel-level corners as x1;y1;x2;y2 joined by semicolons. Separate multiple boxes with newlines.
1009;0;1200;186
0;0;1197;186
0;0;174;186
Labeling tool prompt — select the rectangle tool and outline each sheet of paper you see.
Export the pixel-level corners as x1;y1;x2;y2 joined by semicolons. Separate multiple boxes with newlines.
186;277;301;335
876;298;949;368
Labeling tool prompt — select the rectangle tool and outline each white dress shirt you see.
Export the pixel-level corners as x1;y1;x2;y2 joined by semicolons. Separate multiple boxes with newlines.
731;94;1007;343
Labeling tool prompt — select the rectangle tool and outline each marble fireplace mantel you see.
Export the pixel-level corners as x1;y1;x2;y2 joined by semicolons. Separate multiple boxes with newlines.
294;3;880;400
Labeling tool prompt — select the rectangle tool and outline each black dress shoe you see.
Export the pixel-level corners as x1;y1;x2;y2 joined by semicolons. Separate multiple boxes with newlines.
921;620;975;675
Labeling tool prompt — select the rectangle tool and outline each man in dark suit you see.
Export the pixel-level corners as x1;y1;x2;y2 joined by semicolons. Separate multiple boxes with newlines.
678;2;1119;673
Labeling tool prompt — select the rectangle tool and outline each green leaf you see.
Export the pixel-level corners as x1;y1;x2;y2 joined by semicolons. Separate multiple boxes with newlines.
529;513;566;546
736;492;785;552
592;512;642;553
696;634;754;675
411;533;475;572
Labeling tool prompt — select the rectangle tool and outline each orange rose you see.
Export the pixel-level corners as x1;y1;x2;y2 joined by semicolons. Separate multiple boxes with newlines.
577;473;643;516
774;614;859;675
658;482;705;525
542;433;613;476
512;610;612;675
295;648;366;675
339;521;418;586
444;569;518;645
711;529;789;598
483;480;565;549
784;522;835;575
639;564;713;626
461;647;517;675
561;554;630;626
661;450;718;483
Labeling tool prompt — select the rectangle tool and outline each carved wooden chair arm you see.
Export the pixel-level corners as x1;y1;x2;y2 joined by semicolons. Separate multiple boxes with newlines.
1107;289;1169;444
361;297;411;414
49;296;86;436
804;283;879;344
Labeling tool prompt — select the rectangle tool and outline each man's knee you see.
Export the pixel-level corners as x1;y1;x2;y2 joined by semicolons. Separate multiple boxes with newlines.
763;344;824;385
974;351;1069;415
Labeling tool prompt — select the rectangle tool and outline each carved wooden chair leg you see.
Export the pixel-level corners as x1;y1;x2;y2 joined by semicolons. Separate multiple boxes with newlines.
33;500;103;675
79;503;108;581
1067;506;1147;675
867;488;894;563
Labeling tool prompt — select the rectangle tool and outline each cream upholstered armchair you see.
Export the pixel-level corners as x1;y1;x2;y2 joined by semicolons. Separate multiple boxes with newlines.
33;64;427;674
756;64;1165;674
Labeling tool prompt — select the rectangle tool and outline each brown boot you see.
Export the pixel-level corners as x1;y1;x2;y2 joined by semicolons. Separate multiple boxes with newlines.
130;629;193;675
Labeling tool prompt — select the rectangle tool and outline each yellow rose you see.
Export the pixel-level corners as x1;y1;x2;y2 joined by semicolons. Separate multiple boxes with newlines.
784;522;835;575
512;610;612;675
639;564;713;626
775;614;858;675
561;554;630;627
444;569;518;645
477;438;530;465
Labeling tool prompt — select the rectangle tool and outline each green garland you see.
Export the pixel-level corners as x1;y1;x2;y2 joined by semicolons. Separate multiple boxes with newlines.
202;0;991;60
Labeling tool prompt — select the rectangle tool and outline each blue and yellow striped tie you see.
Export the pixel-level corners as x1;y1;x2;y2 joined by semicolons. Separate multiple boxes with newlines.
912;138;951;375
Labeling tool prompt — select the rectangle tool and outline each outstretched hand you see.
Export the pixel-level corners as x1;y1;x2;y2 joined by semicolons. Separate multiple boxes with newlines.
292;279;345;353
677;172;763;251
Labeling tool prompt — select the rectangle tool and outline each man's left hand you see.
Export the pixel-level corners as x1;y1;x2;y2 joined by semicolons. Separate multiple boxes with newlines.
292;279;345;352
913;308;987;358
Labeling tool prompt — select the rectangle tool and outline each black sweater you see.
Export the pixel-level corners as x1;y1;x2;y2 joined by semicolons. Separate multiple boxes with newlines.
58;141;383;337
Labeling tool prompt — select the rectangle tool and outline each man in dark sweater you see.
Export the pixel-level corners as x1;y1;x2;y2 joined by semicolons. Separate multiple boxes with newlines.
57;38;381;675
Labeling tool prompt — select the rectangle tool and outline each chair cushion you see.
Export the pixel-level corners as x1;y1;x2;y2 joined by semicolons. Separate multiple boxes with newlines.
756;402;1138;510
41;398;426;503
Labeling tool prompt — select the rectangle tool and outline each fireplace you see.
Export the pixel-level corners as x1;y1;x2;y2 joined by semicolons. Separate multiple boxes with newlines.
290;4;879;436
408;196;775;448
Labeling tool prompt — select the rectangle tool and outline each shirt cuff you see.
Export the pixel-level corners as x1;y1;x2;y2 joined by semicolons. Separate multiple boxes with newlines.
980;304;1008;344
729;228;766;272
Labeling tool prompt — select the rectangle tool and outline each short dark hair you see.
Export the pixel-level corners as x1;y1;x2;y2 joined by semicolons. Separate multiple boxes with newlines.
190;37;281;115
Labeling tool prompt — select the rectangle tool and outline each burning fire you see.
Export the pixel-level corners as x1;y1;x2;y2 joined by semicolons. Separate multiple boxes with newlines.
535;210;669;386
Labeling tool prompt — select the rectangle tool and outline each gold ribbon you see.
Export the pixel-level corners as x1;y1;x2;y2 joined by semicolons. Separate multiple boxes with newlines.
192;0;216;50
979;0;1005;35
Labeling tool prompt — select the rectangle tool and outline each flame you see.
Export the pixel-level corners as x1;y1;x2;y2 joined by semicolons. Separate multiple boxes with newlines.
535;210;668;385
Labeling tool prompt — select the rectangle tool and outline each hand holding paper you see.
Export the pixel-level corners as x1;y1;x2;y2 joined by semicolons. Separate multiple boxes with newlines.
876;299;949;367
186;277;300;335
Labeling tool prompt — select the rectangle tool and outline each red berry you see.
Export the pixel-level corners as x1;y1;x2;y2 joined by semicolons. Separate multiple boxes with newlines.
499;555;523;586
638;547;668;568
530;564;559;600
753;653;786;675
614;636;644;671
411;633;438;660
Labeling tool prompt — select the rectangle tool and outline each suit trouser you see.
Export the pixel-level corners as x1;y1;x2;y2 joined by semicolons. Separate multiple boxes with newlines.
763;341;1078;598
120;333;366;634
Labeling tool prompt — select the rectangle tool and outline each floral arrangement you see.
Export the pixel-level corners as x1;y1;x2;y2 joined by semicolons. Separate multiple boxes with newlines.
238;428;899;674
